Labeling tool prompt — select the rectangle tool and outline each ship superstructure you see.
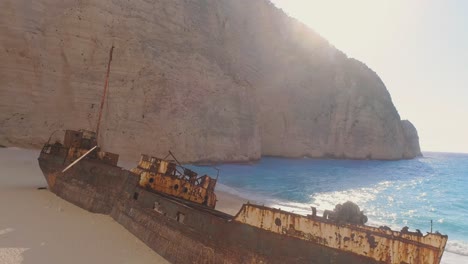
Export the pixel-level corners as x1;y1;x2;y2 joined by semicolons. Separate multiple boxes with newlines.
131;153;217;208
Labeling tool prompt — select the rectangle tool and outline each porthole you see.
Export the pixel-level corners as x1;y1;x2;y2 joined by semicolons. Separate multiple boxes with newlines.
174;184;179;190
275;218;282;226
149;177;154;183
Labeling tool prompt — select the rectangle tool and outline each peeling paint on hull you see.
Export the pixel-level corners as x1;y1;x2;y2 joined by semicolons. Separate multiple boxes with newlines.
234;204;447;264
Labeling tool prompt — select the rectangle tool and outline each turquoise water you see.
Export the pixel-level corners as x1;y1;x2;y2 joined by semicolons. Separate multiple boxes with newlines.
191;152;468;259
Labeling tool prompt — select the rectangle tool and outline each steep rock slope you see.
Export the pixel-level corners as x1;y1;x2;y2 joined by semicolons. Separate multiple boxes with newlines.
0;0;421;161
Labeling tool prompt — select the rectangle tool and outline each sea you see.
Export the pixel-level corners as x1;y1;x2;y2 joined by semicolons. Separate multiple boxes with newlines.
191;152;468;263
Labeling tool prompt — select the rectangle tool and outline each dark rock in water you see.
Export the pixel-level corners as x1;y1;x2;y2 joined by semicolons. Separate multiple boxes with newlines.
325;201;368;225
379;226;392;231
401;226;410;233
0;0;421;162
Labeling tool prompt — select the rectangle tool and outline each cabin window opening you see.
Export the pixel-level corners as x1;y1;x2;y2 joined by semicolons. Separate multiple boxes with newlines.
275;218;282;226
149;177;154;183
183;187;188;193
174;184;179;190
176;212;185;223
133;192;139;200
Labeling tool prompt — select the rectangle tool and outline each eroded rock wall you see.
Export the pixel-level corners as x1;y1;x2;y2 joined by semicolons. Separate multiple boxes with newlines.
0;0;421;161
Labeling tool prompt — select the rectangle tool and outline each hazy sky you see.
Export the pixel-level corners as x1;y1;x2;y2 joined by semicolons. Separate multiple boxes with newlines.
270;0;468;153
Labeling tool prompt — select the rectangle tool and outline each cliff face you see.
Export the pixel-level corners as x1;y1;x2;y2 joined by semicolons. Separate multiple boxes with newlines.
0;0;421;162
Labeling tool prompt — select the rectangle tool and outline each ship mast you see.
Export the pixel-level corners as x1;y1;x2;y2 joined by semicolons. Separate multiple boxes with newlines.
95;46;114;145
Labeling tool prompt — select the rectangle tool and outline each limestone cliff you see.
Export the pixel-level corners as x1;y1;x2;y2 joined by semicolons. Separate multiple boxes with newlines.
0;0;421;162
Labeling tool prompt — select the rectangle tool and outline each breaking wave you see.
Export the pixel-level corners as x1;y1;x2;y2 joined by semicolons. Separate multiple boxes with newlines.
194;153;468;262
445;240;468;256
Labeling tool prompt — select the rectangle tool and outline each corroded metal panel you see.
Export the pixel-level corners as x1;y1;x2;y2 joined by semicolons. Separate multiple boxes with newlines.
158;160;168;174
64;130;82;148
234;204;447;264
135;171;217;208
56;130;120;166
132;155;217;208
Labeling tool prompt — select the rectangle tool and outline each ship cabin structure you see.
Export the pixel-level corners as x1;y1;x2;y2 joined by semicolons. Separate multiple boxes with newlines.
131;154;217;208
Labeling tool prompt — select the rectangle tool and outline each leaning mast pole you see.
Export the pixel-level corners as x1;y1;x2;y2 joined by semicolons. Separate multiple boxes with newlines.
95;46;114;145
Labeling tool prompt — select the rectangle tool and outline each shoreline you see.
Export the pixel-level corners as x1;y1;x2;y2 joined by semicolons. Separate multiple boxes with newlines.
0;147;465;263
213;188;248;216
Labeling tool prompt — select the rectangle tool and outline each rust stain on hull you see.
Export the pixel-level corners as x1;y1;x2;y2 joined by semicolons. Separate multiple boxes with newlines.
234;204;447;264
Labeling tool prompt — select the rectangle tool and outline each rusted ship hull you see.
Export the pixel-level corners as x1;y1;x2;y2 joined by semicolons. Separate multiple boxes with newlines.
38;149;447;264
38;152;375;263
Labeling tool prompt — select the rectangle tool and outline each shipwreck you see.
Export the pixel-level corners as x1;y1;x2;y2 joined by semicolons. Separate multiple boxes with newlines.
38;128;448;264
37;47;447;263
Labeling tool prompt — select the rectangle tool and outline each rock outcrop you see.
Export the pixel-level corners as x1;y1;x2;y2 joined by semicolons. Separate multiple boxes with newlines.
0;0;421;162
401;120;422;158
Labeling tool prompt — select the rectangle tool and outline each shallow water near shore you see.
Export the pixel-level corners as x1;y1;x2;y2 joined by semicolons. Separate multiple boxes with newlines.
191;152;468;263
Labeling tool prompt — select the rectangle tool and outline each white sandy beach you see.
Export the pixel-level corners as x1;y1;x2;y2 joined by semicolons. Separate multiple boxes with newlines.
0;147;461;263
0;147;245;264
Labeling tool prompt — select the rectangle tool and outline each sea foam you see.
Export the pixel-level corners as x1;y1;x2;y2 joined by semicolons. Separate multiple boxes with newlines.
193;153;468;263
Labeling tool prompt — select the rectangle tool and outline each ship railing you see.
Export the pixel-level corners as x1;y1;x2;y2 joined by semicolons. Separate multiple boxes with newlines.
137;153;217;191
